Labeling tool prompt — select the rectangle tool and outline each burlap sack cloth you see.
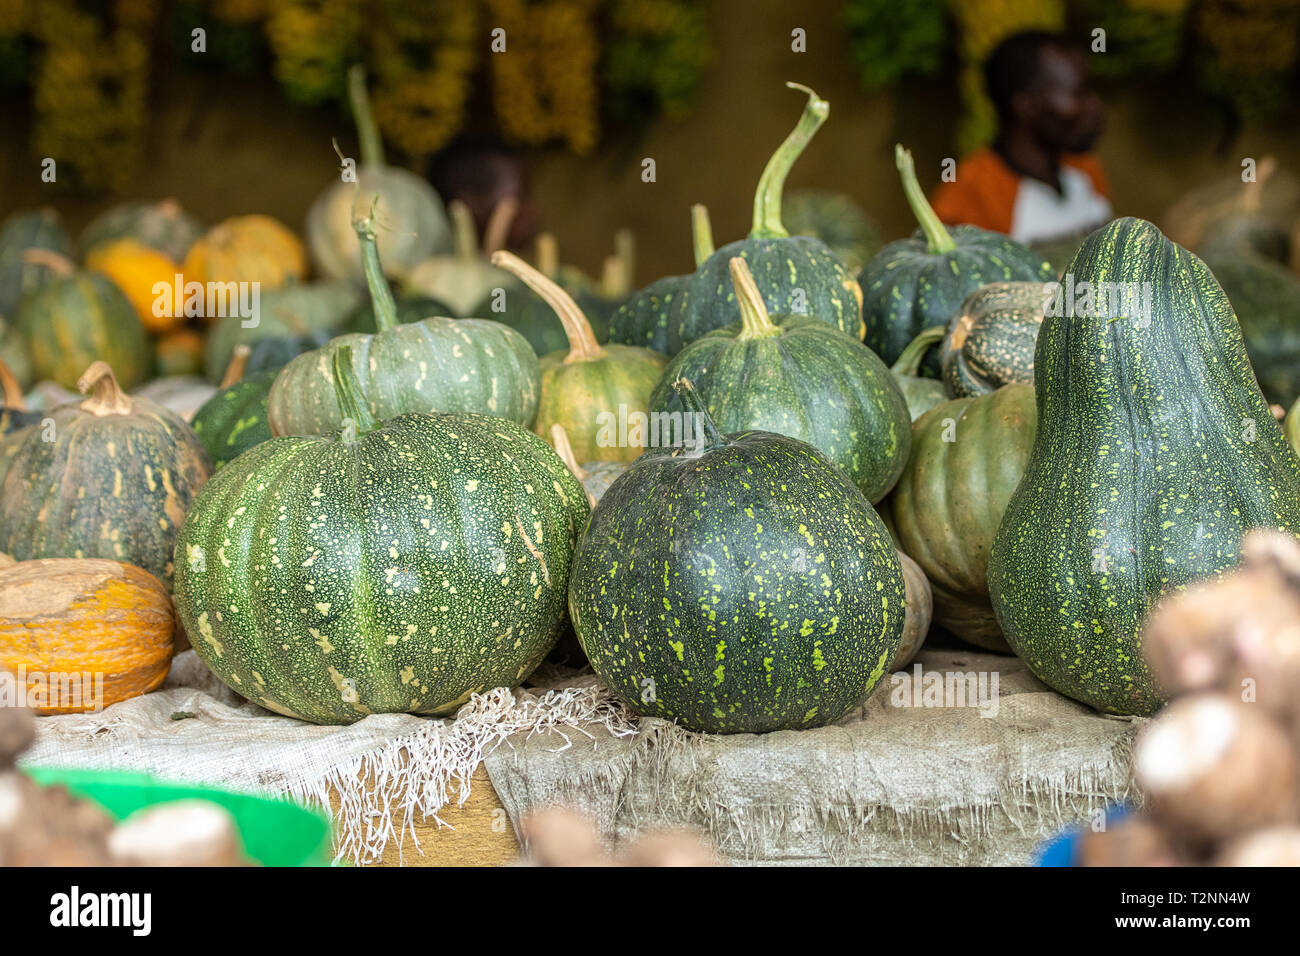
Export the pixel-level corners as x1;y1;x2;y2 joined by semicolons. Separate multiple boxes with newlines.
20;648;1137;865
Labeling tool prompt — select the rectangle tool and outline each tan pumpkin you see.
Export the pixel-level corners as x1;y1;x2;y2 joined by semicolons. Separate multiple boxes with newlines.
0;558;175;714
85;238;182;334
182;215;306;321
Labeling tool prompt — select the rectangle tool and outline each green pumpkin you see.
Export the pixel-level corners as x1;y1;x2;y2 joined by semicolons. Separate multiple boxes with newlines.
890;326;947;421
939;281;1046;398
859;146;1055;366
607;204;714;355
203;280;361;383
473;233;615;357
192;369;276;470
1204;254;1300;407
1286;397;1300;457
568;381;905;734
243;331;334;377
15;257;151;391
491;250;666;463
650;257;910;503
987;218;1300;717
268;212;540;436
783;187;883;272
78;198;204;262
0;207;73;320
173;346;588;725
0;361;211;586
886;384;1035;652
305;66;450;283
670;85;864;353
402;200;515;317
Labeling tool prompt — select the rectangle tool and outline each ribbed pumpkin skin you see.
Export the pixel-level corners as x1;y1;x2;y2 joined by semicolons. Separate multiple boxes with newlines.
0;207;72;319
940;281;1046;398
307;167;449;283
650;316;910;503
672;238;863;353
860;226;1054;367
191;371;276;469
173;414;588;724
887;384;1035;652
0;393;210;586
203;281;361;382
536;345;665;463
77;199;203;263
569;428;904;734
605;274;691;354
1205;254;1300;407
987;218;1300;716
16;273;151;390
0;558;175;714
267;320;541;436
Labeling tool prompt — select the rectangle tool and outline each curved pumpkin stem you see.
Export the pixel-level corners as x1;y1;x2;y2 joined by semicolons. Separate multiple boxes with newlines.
482;196;519;256
353;198;400;333
549;424;597;508
220;345;250;389
691;203;715;267
535;233;559;279
896;144;956;255
891;325;946;376
0;357;25;410
751;83;829;240
671;378;727;452
78;361;133;416
729;258;780;340
448;201;479;261
20;248;76;276
347;64;385;168
1242;156;1275;214
491;250;605;362
330;344;378;439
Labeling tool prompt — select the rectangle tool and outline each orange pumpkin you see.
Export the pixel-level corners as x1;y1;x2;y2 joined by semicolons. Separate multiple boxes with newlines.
0;558;176;714
85;238;183;334
182;215;307;323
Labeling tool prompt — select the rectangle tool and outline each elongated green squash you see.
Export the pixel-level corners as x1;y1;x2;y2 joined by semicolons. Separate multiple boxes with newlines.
669;84;864;352
987;217;1300;716
650;257;910;503
174;346;588;725
569;381;904;734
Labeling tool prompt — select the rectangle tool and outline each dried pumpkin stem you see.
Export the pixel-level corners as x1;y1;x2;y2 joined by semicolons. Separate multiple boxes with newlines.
348;64;385;168
491;250;605;362
614;228;636;287
535;233;560;279
600;255;626;298
20;248;75;275
449;201;479;260
751;83;829;240
691;203;715;267
549;424;592;504
220;345;250;389
729;258;779;340
78;361;133;416
0;357;24;409
896;144;955;255
482;196;519;256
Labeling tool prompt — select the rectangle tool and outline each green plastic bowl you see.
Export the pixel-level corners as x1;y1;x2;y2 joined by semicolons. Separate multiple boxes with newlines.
22;767;333;867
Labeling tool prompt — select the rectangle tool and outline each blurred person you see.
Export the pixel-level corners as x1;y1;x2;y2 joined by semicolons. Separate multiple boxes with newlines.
930;31;1111;243
427;134;538;249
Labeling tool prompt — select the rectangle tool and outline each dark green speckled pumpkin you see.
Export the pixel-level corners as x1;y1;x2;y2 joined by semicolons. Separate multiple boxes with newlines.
0;207;73;320
606;204;714;355
0;361;211;586
267;210;540;436
670;85;864;353
173;346;588;725
859;146;1054;367
192;368;276;470
939;281;1046;397
650;258;910;503
568;381;904;734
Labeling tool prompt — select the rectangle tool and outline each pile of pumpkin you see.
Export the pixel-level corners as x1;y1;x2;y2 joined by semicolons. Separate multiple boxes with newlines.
3;76;1300;753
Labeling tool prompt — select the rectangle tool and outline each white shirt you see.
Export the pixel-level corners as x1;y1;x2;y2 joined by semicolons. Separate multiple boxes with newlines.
1010;165;1113;244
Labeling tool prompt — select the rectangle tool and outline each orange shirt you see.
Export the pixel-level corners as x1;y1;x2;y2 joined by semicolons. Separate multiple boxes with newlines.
929;148;1112;238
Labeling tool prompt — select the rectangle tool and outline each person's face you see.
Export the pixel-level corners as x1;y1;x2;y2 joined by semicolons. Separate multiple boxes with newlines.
1018;47;1105;154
